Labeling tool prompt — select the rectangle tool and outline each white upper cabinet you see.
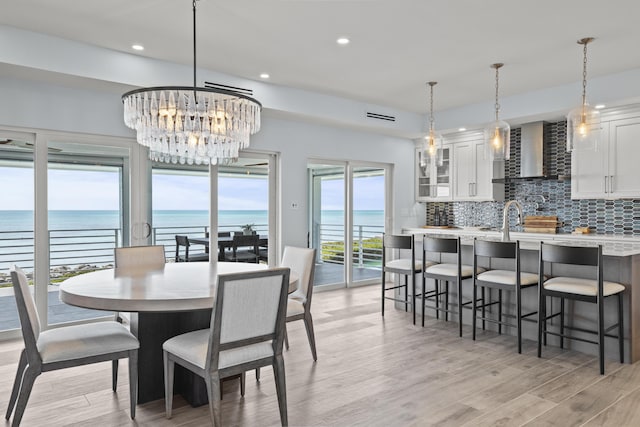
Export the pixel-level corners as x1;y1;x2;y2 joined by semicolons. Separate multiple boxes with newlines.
451;133;504;201
415;144;452;201
572;112;640;199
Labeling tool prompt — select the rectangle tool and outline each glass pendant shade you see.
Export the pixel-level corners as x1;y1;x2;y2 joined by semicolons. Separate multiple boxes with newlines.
424;129;444;167
566;103;600;151
484;119;510;160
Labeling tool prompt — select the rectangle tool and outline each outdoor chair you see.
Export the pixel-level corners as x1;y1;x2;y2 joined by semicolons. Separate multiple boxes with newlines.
175;235;209;262
163;268;290;426
6;265;139;427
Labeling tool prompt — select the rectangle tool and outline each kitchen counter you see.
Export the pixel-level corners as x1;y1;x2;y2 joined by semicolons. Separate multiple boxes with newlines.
404;227;640;257
400;226;640;363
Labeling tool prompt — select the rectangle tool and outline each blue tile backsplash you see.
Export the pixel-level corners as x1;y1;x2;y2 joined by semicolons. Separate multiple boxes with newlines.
426;121;640;235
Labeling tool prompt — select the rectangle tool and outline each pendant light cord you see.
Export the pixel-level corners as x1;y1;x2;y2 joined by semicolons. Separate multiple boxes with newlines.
428;82;436;132
494;66;500;122
582;41;588;109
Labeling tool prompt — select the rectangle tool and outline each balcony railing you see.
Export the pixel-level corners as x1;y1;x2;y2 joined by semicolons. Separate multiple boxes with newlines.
0;222;382;286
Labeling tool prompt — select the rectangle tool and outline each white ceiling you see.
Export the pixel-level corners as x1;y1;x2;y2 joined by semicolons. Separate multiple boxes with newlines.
2;0;640;115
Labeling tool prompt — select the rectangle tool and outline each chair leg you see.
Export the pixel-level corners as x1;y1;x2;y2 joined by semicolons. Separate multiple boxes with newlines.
498;289;503;335
434;279;440;320
404;275;408;313
284;325;290;351
11;365;39;427
128;350;138;419
112;360;118;392
5;349;27;421
516;288;522;354
445;281;450;322
163;351;175;419
256;368;261;381
421;274;426;327
205;372;222;427
560;298;565;349
619;293;624;363
381;271;385;317
458;279;463;337
472;282;477;341
273;354;288;427
303;313;318;361
481;287;486;330
538;292;545;358
240;372;246;397
598;293;605;375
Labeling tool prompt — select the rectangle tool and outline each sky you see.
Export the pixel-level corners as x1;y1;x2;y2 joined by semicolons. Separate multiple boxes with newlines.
0;166;384;211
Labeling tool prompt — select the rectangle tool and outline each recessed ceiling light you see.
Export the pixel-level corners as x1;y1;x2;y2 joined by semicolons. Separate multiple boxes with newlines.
458;127;467;132
336;37;350;45
260;73;270;79
594;104;606;109
132;44;144;51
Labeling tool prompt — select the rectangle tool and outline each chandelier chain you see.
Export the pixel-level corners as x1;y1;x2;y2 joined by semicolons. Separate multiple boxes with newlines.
193;0;198;99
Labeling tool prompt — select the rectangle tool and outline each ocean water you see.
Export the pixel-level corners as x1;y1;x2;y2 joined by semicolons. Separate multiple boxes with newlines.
0;210;384;271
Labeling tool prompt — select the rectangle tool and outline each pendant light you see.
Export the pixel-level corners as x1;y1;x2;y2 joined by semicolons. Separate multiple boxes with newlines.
566;37;600;152
423;81;444;167
484;63;510;160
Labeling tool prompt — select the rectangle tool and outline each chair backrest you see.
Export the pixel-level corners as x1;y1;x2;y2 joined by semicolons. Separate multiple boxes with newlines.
474;239;517;259
10;266;40;361
423;236;459;254
540;242;600;266
115;245;166;269
383;234;413;250
281;246;316;306
218;231;231;238
175;235;190;261
207;268;290;370
232;234;259;254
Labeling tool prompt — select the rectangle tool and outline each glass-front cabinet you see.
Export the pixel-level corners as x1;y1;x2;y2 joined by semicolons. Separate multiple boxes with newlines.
415;145;452;201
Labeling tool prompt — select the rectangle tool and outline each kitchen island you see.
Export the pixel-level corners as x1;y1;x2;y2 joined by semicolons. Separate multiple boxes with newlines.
403;227;640;362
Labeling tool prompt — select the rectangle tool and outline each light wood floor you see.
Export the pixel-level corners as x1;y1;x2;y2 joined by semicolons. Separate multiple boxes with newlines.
2;285;640;426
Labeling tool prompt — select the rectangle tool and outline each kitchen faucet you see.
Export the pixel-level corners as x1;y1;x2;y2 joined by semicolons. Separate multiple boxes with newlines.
502;200;524;241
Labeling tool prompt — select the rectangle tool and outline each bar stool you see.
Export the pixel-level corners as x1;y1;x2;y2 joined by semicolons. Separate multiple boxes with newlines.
472;239;539;353
422;236;481;335
382;234;426;325
537;243;625;375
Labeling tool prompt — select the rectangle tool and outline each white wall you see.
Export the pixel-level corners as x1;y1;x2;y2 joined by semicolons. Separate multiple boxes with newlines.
0;76;423;248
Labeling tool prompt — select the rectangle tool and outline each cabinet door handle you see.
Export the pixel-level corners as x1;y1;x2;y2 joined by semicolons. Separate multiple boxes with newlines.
604;176;608;193
472;182;476;196
468;183;472;196
610;175;615;193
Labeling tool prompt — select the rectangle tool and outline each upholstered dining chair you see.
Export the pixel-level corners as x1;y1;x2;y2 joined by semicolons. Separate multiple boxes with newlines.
163;268;290;427
114;245;166;324
256;247;317;381
6;266;139;427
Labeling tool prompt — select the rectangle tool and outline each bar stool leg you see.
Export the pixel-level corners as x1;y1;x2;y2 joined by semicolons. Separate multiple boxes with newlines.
445;281;450;322
481;287;486;331
421;273;426;327
404;275;408;313
412;273;416;325
516;286;522;354
543;296;548;346
434;280;440;320
472;281;478;341
458;279;464;337
537;290;545;358
498;289;503;335
619;293;624;363
598;294;605;375
560;298;565;349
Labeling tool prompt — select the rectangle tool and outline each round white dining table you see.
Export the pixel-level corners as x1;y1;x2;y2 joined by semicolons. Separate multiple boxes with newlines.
59;261;298;405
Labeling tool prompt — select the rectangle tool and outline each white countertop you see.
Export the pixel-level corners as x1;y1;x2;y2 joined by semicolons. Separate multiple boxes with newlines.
403;227;640;257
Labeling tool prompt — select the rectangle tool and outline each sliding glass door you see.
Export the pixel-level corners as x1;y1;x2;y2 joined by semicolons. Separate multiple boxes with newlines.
309;161;388;288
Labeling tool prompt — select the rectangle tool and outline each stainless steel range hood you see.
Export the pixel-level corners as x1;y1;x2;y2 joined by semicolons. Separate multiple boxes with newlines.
520;122;545;178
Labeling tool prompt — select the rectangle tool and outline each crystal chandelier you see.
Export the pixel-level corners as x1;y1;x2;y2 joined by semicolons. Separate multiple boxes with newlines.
484;63;510;160
566;37;600;152
122;0;262;165
423;81;444;167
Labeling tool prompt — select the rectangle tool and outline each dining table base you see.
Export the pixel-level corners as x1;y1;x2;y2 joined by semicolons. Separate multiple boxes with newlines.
129;310;212;406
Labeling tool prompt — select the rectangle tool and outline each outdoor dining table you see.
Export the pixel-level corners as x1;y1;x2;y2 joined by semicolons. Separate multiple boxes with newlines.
59;261;297;406
190;234;268;260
